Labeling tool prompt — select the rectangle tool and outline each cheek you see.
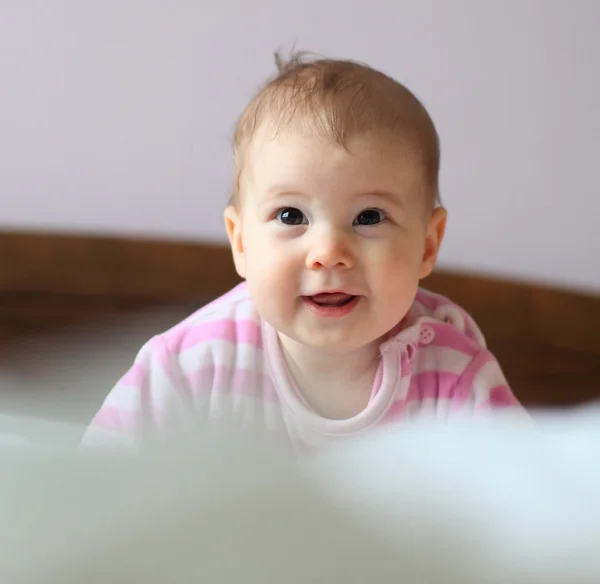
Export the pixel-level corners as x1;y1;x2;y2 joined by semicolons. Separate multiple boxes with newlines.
244;235;299;287
362;240;424;310
245;247;300;326
365;236;425;275
370;249;422;315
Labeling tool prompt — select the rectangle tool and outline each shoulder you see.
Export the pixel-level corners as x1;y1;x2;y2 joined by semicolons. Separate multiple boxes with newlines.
395;288;523;413
138;282;271;405
84;283;272;441
392;287;491;391
153;282;263;355
411;287;488;350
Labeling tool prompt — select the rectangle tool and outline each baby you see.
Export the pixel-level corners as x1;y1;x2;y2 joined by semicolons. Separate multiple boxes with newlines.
83;53;525;451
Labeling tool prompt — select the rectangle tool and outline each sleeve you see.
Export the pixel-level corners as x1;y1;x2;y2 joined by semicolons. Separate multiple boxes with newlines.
451;349;530;420
80;335;180;451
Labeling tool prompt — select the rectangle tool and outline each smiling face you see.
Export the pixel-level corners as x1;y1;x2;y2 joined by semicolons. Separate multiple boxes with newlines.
225;127;446;354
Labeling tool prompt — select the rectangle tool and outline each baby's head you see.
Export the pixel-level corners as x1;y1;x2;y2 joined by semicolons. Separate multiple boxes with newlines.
225;52;447;354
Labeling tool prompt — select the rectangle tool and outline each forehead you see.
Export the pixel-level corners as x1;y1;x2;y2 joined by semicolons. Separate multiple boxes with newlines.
244;125;423;198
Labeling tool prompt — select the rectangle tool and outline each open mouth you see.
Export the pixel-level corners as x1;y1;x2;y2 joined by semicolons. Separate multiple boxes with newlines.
302;292;359;317
309;292;356;307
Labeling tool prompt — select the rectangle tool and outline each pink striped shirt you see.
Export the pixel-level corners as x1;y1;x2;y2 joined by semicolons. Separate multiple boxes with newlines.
82;282;524;450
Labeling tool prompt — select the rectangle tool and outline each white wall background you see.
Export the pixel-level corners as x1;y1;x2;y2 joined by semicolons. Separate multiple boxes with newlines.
1;1;598;293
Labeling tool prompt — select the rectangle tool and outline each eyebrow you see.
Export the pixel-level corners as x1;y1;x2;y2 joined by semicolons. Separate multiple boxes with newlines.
362;190;404;208
264;187;306;199
264;187;404;207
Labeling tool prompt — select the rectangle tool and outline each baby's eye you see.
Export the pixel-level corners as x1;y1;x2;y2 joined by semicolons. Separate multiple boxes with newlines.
353;208;385;226
277;207;307;226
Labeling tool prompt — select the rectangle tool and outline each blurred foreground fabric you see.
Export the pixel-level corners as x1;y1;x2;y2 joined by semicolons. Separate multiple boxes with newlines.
0;405;599;583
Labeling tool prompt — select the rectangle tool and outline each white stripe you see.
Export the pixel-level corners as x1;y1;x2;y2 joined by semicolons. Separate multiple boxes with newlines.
473;358;507;392
412;346;473;376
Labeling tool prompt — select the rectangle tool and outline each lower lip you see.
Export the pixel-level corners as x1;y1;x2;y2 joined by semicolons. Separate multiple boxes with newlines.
302;295;360;318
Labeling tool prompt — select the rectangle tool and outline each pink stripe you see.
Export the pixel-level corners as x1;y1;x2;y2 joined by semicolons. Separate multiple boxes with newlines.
381;370;464;423
163;318;263;353
90;407;136;433
406;371;461;402
119;363;147;387
426;325;480;355
186;365;280;402
382;399;408;421
488;385;520;408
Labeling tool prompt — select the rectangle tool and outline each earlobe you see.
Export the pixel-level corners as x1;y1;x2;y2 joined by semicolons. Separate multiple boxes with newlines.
224;205;246;279
419;207;447;279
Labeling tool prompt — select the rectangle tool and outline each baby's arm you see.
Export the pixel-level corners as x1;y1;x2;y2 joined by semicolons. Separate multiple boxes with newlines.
81;335;179;450
452;349;527;418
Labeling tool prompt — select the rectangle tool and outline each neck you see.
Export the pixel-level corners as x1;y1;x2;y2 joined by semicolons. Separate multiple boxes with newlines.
278;334;381;419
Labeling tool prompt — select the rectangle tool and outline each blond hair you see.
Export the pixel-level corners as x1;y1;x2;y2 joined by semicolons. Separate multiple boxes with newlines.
231;51;440;205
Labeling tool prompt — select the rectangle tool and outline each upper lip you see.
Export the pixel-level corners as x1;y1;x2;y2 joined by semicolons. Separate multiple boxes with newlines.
304;290;357;296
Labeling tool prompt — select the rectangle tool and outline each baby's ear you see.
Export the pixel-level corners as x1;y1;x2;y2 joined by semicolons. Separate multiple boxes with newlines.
420;207;447;279
224;206;246;279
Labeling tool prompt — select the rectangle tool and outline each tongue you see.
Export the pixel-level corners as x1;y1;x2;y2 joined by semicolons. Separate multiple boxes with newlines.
311;293;353;306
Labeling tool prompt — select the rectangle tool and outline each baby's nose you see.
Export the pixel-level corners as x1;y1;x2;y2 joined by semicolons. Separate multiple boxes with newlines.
305;230;354;270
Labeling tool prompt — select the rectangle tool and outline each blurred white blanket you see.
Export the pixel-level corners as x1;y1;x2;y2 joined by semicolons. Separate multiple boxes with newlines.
1;405;599;583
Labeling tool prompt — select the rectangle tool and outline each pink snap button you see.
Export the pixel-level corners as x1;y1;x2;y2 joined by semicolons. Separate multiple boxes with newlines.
419;324;436;345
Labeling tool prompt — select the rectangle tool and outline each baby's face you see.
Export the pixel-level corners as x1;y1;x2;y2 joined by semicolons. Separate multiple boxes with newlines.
225;128;445;353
